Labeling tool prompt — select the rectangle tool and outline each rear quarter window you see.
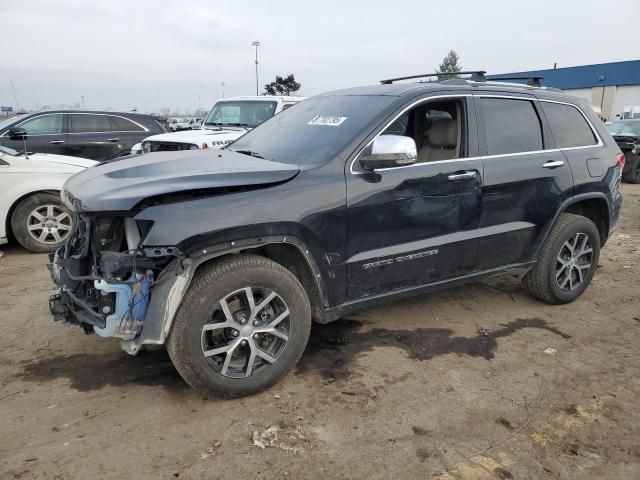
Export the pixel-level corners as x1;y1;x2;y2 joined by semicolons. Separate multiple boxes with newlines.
110;115;144;132
541;102;597;148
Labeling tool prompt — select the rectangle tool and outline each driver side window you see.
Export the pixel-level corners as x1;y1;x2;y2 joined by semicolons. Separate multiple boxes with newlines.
382;99;466;163
19;114;64;135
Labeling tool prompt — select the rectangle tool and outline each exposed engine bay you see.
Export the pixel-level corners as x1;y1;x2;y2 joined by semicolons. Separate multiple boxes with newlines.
49;214;183;348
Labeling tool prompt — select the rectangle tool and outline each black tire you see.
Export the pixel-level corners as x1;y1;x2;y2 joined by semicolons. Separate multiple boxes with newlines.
622;154;640;184
522;213;601;304
10;192;73;253
167;254;312;397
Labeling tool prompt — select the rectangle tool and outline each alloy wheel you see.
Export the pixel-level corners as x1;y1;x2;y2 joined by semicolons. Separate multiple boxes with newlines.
555;232;593;292
201;287;290;378
26;204;73;245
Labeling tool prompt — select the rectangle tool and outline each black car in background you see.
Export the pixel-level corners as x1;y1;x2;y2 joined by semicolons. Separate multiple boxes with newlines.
0;110;165;161
606;119;640;183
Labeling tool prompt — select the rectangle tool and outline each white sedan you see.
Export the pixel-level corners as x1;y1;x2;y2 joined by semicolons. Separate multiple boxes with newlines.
0;145;97;252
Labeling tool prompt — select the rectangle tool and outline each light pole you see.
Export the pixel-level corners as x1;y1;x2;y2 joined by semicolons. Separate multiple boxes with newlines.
221;81;225;98
252;41;260;95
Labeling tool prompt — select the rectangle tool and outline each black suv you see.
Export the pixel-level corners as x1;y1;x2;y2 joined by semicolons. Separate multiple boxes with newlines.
49;74;624;397
0;110;165;161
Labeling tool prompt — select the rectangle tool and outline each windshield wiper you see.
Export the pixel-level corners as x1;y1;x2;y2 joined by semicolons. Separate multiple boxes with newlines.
230;149;266;159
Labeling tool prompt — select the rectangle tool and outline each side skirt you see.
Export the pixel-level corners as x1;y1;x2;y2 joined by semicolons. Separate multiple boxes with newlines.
318;262;534;324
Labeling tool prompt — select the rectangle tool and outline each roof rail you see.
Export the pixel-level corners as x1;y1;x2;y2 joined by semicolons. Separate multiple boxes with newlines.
380;70;486;84
486;76;544;87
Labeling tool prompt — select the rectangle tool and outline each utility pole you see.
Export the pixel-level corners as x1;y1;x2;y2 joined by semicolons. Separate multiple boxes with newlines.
252;41;261;95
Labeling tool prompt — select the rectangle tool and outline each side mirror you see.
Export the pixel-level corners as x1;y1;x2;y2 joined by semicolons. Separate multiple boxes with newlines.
8;128;27;141
359;135;417;171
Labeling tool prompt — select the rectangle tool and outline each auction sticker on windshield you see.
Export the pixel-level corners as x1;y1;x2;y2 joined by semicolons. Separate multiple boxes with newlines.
307;115;347;126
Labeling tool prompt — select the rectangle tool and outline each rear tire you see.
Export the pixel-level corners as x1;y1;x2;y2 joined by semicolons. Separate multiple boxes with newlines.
522;213;600;304
622;155;640;184
10;192;73;253
167;254;312;397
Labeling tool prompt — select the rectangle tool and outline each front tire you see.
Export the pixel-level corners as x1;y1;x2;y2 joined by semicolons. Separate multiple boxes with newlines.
522;213;600;304
167;254;312;397
10;192;73;253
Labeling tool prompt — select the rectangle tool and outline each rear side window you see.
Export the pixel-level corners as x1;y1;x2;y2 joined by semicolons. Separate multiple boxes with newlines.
69;114;112;133
541;102;597;148
110;115;144;132
480;98;543;155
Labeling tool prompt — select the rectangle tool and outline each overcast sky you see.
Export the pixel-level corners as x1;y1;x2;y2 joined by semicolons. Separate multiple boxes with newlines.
1;0;639;113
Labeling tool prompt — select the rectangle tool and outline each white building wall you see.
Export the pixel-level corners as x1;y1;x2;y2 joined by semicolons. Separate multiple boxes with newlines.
611;85;640;119
564;85;640;120
564;88;592;103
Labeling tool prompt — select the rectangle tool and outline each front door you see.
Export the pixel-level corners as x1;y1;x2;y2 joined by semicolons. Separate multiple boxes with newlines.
1;113;66;155
345;95;483;299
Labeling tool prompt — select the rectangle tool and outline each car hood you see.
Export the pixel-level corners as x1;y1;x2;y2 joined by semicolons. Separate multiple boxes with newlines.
63;149;299;212
143;128;248;144
30;153;98;168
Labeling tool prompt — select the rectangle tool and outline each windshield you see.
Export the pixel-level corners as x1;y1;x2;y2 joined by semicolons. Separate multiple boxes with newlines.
204;101;278;128
0;144;18;156
606;121;640;137
0;115;24;131
229;95;398;166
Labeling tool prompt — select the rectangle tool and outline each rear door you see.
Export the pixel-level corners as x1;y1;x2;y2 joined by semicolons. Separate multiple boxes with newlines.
1;113;66;154
66;113;125;160
474;94;574;270
108;115;150;152
345;94;483;299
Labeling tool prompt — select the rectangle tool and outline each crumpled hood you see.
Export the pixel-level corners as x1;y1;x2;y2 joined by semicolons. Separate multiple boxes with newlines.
63;149;299;212
143;128;247;144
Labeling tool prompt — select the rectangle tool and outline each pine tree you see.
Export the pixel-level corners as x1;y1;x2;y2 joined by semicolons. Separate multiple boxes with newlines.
437;50;462;80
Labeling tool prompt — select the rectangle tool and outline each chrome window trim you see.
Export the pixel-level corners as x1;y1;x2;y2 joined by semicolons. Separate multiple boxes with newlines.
350;93;604;175
0;112;149;137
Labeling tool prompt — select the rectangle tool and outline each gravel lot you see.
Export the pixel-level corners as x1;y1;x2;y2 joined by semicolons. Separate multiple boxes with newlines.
1;183;639;480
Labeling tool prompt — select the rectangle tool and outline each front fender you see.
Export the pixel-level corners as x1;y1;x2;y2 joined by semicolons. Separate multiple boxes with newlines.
121;235;331;354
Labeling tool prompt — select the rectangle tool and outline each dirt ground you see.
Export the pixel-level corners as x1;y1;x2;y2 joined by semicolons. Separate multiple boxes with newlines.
1;183;639;480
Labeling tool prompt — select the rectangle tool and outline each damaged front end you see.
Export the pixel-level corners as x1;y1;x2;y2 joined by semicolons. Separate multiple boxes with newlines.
49;213;191;355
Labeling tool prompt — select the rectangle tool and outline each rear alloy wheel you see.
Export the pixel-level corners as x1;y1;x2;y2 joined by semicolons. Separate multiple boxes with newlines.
555;233;593;292
11;193;73;253
522;213;600;304
167;254;311;397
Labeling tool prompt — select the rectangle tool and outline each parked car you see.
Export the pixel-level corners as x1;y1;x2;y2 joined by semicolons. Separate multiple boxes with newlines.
49;75;623;397
173;117;201;131
0;145;97;252
167;118;179;131
0;110;165;161
606;119;640;183
131;96;304;154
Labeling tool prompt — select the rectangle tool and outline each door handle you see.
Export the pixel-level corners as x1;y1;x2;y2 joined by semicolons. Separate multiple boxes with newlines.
448;171;477;181
542;160;564;169
49;140;64;145
107;138;120;142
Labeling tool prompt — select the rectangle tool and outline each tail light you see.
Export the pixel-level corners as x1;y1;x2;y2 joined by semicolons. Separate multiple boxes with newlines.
616;152;625;169
202;143;209;149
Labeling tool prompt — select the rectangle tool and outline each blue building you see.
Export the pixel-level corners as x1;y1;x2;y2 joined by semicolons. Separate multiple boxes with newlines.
489;60;640;120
